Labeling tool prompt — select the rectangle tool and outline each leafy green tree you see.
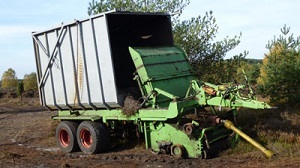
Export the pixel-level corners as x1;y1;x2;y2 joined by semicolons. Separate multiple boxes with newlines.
23;72;38;92
1;68;18;91
173;11;246;83
17;80;24;100
237;59;261;85
87;0;245;83
257;25;300;105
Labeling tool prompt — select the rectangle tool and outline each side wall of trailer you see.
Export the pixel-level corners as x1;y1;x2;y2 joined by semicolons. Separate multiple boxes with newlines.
32;12;174;111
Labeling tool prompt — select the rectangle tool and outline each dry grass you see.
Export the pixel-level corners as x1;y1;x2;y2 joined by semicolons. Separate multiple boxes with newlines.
122;95;139;116
0;97;40;107
222;105;300;158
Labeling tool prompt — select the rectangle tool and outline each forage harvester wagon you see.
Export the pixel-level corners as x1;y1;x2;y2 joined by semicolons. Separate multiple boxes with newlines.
32;10;273;158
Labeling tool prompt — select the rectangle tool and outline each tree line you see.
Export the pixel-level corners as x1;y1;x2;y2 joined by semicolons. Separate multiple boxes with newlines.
0;69;37;99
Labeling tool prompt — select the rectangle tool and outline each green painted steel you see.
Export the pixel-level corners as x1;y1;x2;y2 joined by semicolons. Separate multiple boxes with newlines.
146;121;203;158
129;46;194;107
33;11;273;159
52;45;273;158
144;121;233;158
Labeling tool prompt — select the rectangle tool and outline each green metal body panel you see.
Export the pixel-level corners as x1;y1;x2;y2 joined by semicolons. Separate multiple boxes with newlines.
143;121;233;158
129;46;194;107
52;97;201;123
146;122;203;158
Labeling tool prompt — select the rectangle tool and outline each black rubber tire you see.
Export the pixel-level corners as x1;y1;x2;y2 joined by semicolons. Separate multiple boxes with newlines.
77;121;110;154
56;121;79;153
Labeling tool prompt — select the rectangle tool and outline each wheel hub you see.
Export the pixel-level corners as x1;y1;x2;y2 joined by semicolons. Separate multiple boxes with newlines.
59;129;70;147
80;128;93;148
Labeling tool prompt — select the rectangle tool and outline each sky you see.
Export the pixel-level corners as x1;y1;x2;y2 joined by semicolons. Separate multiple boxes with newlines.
0;0;299;79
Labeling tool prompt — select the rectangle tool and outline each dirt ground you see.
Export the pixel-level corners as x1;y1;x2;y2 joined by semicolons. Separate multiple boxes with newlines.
1;98;300;168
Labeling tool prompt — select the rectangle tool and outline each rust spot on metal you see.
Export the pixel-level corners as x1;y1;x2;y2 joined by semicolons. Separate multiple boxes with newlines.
136;64;145;70
78;54;83;90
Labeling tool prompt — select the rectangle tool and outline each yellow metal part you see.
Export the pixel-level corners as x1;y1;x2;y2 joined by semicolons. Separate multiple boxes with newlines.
223;120;273;159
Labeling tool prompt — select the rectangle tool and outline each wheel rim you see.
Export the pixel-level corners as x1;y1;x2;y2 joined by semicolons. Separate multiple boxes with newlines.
80;128;92;148
59;129;70;147
201;150;207;159
183;123;194;135
172;145;183;158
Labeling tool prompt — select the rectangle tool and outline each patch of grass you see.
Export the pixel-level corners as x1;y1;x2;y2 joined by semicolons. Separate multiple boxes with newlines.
0;97;40;107
222;105;300;158
49;120;60;137
268;141;300;157
221;140;256;156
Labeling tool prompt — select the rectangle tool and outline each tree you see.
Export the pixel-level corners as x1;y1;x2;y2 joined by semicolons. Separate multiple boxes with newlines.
87;0;245;83
88;0;189;18
173;11;246;83
17;80;24;100
237;59;261;85
257;25;300;105
23;72;38;92
1;68;18;91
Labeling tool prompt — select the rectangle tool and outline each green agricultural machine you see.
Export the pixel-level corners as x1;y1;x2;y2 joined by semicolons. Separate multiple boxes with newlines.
32;10;273;158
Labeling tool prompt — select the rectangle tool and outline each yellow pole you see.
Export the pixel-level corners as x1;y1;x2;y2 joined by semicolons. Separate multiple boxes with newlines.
223;120;273;159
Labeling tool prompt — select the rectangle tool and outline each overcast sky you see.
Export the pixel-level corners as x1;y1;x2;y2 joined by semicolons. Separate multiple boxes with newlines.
0;0;299;78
